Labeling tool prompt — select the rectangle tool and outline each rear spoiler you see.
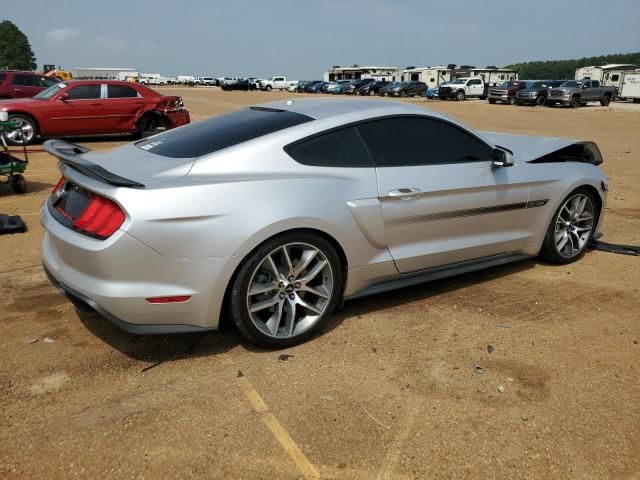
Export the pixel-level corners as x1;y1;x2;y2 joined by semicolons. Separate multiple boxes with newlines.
43;139;145;188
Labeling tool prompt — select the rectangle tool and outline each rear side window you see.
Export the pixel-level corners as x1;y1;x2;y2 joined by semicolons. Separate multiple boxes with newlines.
12;74;33;86
0;73;5;84
108;85;138;98
357;116;492;167
285;127;373;167
137;107;313;158
67;85;101;100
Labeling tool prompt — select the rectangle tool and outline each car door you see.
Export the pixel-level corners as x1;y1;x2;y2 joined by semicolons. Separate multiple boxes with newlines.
10;74;40;98
468;79;483;96
357;116;530;273
101;84;145;133
46;84;105;135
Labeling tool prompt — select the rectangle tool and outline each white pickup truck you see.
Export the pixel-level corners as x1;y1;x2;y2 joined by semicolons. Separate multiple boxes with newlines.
259;76;297;91
438;77;488;101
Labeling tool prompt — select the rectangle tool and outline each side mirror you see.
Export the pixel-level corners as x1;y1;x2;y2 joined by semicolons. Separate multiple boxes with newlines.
58;92;69;102
582;84;589;89
492;149;514;167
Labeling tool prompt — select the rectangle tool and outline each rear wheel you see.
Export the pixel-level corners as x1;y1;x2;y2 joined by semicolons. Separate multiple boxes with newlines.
136;114;167;138
507;96;516;105
539;189;599;264
11;174;27;194
5;114;37;145
230;232;343;348
600;95;611;106
570;96;580;108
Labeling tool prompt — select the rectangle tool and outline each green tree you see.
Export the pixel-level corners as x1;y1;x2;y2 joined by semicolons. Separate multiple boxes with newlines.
0;20;37;71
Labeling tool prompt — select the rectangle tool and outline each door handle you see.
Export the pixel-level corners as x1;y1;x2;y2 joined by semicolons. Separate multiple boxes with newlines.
387;188;422;200
90;102;102;106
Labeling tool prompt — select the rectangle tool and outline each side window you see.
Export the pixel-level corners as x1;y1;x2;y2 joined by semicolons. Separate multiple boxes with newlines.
285;127;373;167
0;73;6;85
107;85;139;98
12;74;30;86
38;76;57;87
592;80;600;87
357;117;492;167
66;85;101;100
610;75;619;82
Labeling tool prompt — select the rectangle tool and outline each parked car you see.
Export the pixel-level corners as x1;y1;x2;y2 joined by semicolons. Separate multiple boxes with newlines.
488;80;531;104
195;77;215;86
259;76;297;91
0;80;190;145
386;81;427;97
378;82;400;96
295;81;313;93
424;86;440;99
327;80;352;94
516;80;565;106
41;98;608;348
439;77;487;101
344;78;376;95
305;81;326;93
0;71;59;99
221;79;258;91
547;79;616;108
359;80;390;96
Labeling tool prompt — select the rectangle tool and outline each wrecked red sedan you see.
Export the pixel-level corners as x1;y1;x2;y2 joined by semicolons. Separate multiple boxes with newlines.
0;80;190;145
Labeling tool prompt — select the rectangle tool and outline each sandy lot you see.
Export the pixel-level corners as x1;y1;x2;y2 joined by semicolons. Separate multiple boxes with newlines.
1;88;639;480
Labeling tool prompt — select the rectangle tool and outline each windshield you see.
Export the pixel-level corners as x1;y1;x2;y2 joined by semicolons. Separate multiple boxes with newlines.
561;80;581;87
450;78;467;85
34;82;66;100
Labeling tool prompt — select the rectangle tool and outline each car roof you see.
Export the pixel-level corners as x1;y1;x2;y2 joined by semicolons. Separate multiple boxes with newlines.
60;79;139;86
254;97;451;122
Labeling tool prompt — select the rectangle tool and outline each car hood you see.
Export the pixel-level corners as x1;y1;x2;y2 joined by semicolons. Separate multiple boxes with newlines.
0;98;44;109
480;132;578;163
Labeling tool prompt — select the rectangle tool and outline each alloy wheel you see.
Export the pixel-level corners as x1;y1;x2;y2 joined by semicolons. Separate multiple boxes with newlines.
5;117;35;144
246;243;334;338
554;194;595;258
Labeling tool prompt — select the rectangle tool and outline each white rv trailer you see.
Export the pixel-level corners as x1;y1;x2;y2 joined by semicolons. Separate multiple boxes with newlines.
575;64;638;90
618;70;640;103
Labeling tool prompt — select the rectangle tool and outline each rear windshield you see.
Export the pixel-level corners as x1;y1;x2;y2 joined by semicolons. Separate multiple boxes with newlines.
136;107;314;158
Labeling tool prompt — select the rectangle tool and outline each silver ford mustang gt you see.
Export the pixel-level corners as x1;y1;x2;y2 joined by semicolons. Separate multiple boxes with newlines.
41;98;608;347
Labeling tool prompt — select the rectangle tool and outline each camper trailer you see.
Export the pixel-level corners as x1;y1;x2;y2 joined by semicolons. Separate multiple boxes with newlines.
399;66;452;88
575;64;638;90
619;70;640;103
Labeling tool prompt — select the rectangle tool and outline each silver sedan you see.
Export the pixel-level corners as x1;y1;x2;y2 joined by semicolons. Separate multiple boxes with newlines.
41;99;608;347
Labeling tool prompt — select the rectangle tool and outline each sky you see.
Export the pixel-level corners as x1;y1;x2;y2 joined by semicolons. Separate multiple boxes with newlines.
4;0;640;79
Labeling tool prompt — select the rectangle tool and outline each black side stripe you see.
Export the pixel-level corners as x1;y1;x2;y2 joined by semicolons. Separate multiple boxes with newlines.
395;199;549;225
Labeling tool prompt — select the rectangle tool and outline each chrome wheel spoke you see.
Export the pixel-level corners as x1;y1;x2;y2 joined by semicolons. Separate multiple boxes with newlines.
298;259;328;284
266;255;281;280
282;246;294;276
284;299;297;336
556;231;569;251
296;296;322;315
293;249;318;277
249;281;278;296
249;294;280;313
554;194;595;259
300;284;329;299
265;301;284;335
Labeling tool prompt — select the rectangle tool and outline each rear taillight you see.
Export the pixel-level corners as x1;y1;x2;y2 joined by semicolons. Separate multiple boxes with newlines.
52;176;65;192
72;194;125;239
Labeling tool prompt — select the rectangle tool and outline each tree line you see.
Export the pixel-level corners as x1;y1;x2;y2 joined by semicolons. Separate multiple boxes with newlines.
505;52;640;80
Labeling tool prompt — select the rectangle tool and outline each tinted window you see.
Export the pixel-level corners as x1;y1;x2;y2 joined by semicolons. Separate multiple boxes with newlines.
610;74;619;82
0;74;5;85
592;80;600;87
285;127;372;167
67;85;101;100
38;76;57;87
108;85;138;98
137;107;313;158
357;117;492;167
12;74;32;86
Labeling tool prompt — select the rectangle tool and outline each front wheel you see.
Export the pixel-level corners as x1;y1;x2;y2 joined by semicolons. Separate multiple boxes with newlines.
507;96;516;105
488;98;496;104
536;95;546;106
265;85;272;92
400;90;407;97
539;189;599;264
570;96;580;108
230;232;343;348
600;95;611;106
5;114;37;145
456;91;465;101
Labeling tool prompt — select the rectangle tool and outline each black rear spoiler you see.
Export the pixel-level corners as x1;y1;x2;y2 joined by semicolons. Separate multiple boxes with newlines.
43;139;145;188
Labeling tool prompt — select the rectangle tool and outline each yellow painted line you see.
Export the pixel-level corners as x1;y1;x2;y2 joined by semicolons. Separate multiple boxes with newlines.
226;359;319;480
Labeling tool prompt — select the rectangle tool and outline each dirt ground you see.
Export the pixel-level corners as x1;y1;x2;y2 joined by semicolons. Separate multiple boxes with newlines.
1;88;639;480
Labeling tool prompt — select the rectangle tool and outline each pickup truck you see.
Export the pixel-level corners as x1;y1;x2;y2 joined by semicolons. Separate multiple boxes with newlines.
488;80;530;104
547;79;616;108
438;77;487;101
258;76;297;91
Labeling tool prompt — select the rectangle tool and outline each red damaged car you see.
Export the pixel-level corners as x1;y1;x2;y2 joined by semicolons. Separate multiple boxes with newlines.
0;80;190;145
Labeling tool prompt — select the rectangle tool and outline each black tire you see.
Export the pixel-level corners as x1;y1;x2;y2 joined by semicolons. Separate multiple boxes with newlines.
5;114;37;146
633;98;640;104
400;90;407;97
539;188;600;265
570;96;580;108
488;98;496;104
11;174;27;194
456;90;465;101
265;85;272;92
600;95;611;106
536;95;546;107
230;231;343;348
507;96;516;105
135;114;167;139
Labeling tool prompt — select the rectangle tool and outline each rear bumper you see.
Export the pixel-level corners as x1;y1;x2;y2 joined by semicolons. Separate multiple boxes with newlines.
41;205;225;334
166;110;190;128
